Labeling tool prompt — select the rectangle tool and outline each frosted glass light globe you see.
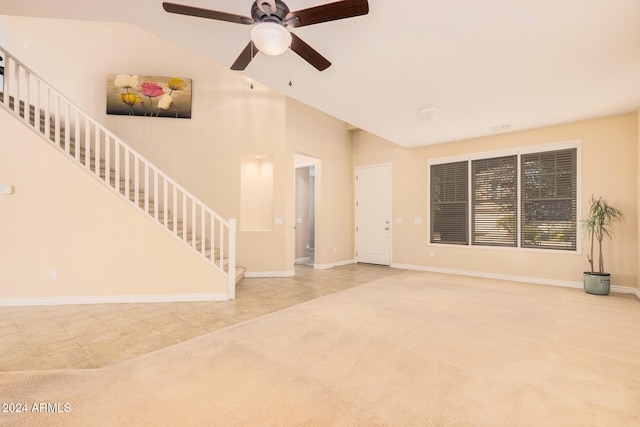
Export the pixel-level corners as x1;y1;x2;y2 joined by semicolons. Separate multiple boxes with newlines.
251;22;292;56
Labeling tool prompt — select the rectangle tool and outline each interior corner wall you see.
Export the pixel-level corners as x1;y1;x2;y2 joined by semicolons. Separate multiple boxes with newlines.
0;108;226;300
354;113;638;288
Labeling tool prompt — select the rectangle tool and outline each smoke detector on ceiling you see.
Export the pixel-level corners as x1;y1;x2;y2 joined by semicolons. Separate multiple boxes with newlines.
418;107;440;121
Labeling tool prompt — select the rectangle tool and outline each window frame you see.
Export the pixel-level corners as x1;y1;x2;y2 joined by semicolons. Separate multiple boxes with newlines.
427;140;582;253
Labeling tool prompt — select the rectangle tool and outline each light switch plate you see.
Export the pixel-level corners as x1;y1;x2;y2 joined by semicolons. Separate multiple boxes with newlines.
0;185;13;194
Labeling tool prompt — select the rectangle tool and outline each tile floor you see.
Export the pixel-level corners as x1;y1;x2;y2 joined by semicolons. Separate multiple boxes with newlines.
0;264;403;372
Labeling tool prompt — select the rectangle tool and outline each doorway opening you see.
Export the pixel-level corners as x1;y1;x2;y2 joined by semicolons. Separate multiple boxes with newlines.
294;154;319;266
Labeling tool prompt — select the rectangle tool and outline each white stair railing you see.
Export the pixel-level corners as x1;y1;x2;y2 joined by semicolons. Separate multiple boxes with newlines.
0;47;236;299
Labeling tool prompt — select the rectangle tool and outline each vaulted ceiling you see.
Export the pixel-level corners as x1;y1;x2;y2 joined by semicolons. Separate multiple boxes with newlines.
2;0;640;147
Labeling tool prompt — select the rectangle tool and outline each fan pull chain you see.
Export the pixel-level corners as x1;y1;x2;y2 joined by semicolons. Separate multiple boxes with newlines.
250;42;255;90
288;48;293;87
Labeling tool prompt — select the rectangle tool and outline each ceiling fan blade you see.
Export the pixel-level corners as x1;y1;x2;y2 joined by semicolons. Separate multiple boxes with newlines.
290;33;331;71
289;0;369;28
230;41;259;71
162;2;253;25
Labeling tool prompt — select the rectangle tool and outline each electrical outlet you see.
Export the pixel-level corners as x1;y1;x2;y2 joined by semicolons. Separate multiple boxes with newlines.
49;269;57;280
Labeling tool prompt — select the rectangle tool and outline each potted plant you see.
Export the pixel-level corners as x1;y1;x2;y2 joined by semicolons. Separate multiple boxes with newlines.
582;195;624;295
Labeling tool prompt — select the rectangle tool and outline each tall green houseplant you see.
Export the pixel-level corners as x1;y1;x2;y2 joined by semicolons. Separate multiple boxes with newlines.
582;196;624;295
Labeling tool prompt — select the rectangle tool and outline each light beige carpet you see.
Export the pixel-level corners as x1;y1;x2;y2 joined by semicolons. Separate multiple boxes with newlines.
2;271;640;426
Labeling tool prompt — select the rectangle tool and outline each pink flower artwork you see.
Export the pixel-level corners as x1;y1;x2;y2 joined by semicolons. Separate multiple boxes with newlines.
141;82;165;98
107;74;192;119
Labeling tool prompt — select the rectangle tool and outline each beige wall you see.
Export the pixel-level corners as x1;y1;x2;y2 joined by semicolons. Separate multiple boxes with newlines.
354;114;638;288
286;98;355;268
4;16;635;293
1;15;355;279
2;16;290;273
0;108;226;300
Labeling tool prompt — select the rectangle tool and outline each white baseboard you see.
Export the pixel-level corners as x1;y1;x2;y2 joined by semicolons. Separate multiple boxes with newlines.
610;285;637;295
244;270;296;278
314;259;356;270
245;260;356;276
6;266;635;307
390;263;638;296
0;293;230;307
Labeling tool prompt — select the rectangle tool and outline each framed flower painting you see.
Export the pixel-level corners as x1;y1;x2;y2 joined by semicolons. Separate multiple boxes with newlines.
106;74;192;119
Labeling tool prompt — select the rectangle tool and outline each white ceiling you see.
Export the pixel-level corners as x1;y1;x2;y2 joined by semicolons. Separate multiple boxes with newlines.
2;0;640;148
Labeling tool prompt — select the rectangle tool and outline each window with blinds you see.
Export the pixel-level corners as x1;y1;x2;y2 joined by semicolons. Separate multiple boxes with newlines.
472;155;517;246
430;161;468;245
429;146;577;251
521;148;577;250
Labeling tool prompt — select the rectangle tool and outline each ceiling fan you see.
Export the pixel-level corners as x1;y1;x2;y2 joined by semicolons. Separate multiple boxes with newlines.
162;0;369;71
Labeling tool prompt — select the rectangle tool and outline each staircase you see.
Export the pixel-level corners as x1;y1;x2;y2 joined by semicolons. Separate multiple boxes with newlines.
0;48;243;297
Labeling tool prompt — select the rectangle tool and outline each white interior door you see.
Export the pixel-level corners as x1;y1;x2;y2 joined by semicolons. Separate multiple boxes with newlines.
355;164;391;265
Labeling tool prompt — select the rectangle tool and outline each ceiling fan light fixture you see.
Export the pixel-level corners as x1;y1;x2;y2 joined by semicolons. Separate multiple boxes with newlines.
251;22;292;56
163;0;371;70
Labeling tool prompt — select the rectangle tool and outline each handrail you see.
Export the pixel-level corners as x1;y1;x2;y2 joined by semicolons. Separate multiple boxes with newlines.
0;46;236;298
